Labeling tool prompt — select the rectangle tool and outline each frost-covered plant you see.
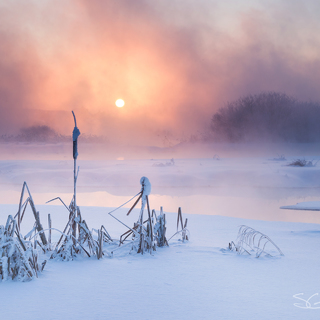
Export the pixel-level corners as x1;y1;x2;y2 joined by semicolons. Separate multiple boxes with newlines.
0;215;46;281
109;177;188;256
50;213;99;261
228;225;284;258
15;182;47;247
47;195;110;260
168;207;190;243
287;159;317;167
152;158;175;167
153;207;168;247
135;177;155;254
271;154;286;161
111;177;170;254
53;235;79;261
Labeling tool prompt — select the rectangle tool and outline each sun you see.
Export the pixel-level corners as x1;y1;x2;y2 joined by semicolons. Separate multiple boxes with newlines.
115;99;125;108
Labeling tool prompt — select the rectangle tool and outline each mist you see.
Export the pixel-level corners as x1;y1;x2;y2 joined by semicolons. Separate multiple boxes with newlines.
1;0;320;145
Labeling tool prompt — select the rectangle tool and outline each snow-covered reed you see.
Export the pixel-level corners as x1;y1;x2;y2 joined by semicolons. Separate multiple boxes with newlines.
0;215;46;281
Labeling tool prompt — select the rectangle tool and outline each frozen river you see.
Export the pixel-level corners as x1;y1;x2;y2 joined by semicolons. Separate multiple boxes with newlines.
0;157;319;224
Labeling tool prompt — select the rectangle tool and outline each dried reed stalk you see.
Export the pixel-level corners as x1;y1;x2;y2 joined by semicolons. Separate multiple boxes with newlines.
14;182;47;246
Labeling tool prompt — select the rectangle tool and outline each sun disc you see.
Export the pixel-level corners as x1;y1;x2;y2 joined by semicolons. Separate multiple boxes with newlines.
116;99;125;108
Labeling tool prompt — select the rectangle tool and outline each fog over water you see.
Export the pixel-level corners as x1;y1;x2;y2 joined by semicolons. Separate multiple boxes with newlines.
0;141;320;224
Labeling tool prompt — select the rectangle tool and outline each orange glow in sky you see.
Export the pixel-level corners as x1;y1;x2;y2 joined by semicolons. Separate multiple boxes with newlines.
0;0;319;145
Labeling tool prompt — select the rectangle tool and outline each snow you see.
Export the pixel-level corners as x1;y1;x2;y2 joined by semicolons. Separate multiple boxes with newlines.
0;152;320;319
281;201;320;211
140;176;151;196
0;206;319;319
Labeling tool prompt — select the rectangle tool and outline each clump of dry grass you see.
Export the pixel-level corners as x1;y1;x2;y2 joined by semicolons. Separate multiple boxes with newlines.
287;159;317;167
0;215;46;282
271;154;286;161
229;225;284;258
152;158;175;167
168;207;189;242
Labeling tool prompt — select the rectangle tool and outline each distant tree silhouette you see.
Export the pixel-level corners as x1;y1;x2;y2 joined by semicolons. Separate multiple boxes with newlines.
20;125;59;141
211;92;320;142
0;125;108;143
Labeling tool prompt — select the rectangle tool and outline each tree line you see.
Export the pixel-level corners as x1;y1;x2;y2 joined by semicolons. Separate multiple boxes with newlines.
211;92;320;142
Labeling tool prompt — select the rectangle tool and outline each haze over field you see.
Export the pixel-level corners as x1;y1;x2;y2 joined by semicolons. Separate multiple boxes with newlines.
2;4;320;319
1;0;320;145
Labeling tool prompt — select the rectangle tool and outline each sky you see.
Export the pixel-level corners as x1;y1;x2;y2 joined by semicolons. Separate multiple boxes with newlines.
1;0;320;145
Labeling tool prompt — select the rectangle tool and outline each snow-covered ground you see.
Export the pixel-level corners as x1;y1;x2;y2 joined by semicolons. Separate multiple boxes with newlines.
1;145;320;319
